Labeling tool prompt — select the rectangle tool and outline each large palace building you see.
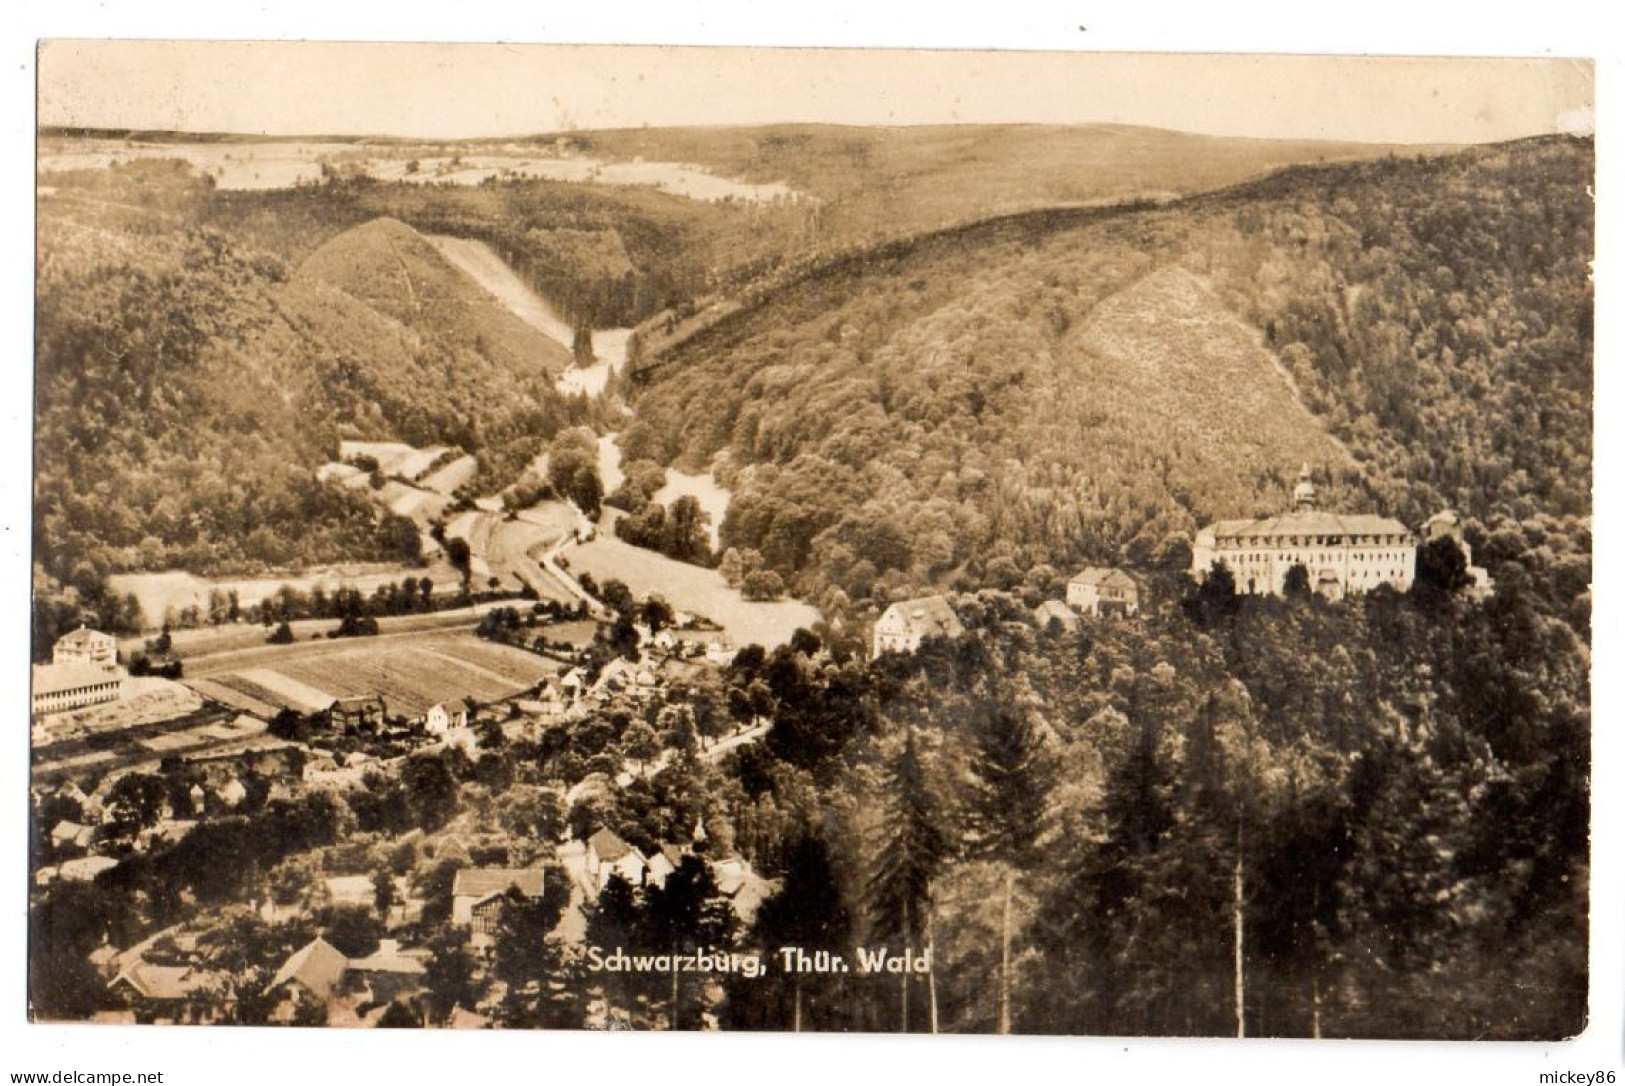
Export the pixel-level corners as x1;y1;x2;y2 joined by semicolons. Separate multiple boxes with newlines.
1190;468;1416;601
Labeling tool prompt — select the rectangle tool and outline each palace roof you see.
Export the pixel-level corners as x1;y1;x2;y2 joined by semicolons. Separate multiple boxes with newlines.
1203;510;1412;541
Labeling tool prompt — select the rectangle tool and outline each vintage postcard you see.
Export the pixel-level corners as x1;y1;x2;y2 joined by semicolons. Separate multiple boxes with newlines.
28;40;1594;1041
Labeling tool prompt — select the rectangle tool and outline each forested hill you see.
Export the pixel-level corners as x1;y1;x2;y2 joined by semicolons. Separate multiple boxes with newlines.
33;163;585;629
623;136;1593;620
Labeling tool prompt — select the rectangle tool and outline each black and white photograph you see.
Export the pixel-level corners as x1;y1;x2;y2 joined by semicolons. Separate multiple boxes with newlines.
10;12;1613;1079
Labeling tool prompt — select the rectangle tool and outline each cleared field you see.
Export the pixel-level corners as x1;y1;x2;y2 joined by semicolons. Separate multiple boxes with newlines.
110;564;462;631
192;633;558;718
562;536;818;649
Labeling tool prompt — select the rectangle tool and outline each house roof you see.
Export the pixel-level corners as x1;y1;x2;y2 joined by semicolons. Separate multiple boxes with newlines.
881;596;964;639
325;875;374;902
112;963;221;1001
447;1005;490;1029
710;856;778;923
58;627;112;648
267;937;349;999
348;940;427;976
451;867;545;900
587;827;641;864
59;855;118;881
51;819;92;843
1203;510;1412;541
1069;567;1137;590
433;835;472;863
32;662;122;696
658;843;687;868
1034;600;1079;624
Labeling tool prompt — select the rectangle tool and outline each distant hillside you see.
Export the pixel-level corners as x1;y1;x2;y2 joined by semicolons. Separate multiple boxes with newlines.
292;216;572;377
623;136;1593;616
570;123;1459;245
33;165;586;625
47;124;1457;334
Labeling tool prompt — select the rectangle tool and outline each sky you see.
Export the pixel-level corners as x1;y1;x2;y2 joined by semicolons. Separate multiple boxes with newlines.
37;41;1594;145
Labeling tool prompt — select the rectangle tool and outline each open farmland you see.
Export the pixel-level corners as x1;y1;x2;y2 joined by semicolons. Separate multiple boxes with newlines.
109;564;463;631
187;631;559;718
561;535;818;649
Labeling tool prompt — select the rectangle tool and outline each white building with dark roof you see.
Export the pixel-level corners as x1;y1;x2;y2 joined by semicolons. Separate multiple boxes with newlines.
1066;568;1140;617
872;595;964;657
1191;467;1416;601
54;626;118;669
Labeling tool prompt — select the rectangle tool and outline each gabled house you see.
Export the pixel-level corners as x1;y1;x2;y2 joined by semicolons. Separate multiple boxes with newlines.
108;963;226;1024
1033;598;1081;634
329;694;387;732
645;843;688;889
54;626;119;669
1066;568;1140;617
872;595;964;657
324;874;375;910
451;867;547;949
49;819;95;852
432;834;472;866
585;827;648;891
266;937;351;1022
58;855;119;882
422;702;468;737
346;939;428;1004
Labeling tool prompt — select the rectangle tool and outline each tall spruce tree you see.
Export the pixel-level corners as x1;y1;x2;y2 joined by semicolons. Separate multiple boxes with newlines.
968;700;1055;1032
866;727;952;1031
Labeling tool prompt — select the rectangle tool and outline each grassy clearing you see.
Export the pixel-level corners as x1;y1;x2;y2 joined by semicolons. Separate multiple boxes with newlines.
563;535;817;649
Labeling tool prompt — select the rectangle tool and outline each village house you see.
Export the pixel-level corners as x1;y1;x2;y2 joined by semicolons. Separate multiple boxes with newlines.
451;867;547;949
422;702;468;737
617;837;778;925
1066;568;1141;617
323;874;376;910
1033;598;1082;633
266;936;351;1022
107;962;228;1024
872;595;964;657
585;827;649;891
345;939;428;1004
329;694;388;732
1191;467;1417;600
54;626;119;669
49;819;96;853
57;855;119;883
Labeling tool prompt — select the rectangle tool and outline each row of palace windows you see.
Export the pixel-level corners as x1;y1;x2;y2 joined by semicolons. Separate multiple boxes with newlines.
1221;535;1410;548
1229;550;1410;565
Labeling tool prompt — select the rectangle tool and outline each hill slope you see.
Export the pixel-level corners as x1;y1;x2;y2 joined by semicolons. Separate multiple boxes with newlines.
292;217;572;377
622;136;1593;616
33;167;587;641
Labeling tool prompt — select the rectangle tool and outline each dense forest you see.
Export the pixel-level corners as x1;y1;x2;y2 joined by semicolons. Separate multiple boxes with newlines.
624;136;1593;637
698;565;1589;1038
